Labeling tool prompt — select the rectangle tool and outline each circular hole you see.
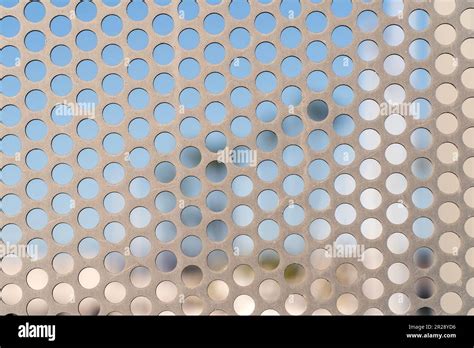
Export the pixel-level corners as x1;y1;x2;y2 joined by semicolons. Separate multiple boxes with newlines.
440;292;462;314
362;278;384;300
155;251;177;272
388;263;410;284
130;297;152;315
156;281;177;303
414;247;434;269
415;277;435;299
440;262;462;284
285;294;307;315
233;264;255;287
208;280;229;301
130;267;151;288
284;263;305;285
258;249;280;271
207;250;229;272
388;293;410;314
259;279;281;303
181;265;203;288
337;293;358;315
307;100;328;122
310;249;331;271
234;295;255;315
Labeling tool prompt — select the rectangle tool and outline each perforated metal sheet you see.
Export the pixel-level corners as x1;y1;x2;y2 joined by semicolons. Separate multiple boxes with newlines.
0;0;473;315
